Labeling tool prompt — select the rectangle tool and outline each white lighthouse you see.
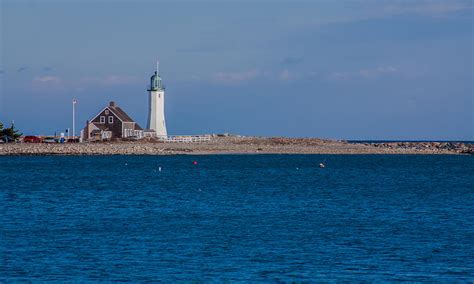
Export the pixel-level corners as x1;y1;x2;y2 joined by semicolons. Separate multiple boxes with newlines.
147;61;167;137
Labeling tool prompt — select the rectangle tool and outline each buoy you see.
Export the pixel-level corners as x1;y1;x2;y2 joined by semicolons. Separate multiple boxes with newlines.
158;166;162;172
193;161;198;165
319;163;325;168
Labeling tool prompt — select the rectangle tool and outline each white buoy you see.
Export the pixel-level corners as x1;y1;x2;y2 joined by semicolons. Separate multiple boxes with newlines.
319;163;325;168
158;166;162;172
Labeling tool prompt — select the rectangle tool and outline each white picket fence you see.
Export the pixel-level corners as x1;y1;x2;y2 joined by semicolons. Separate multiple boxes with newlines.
157;135;212;143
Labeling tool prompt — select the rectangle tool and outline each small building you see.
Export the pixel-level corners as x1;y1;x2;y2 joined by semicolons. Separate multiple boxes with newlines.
82;101;143;141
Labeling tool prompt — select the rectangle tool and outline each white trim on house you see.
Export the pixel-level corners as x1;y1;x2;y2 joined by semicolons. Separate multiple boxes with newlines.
90;107;109;123
106;107;125;122
89;107;125;124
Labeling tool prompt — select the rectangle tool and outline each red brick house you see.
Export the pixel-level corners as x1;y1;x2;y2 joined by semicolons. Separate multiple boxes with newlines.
82;101;144;141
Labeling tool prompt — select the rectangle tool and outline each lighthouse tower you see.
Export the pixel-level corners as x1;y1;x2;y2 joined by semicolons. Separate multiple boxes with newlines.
147;61;167;137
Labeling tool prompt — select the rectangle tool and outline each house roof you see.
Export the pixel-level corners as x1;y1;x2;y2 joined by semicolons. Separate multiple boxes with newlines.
90;101;139;124
108;104;135;122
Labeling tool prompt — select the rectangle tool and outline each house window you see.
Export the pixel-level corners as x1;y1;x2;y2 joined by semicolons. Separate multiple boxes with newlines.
100;116;105;123
105;110;109;115
108;116;114;124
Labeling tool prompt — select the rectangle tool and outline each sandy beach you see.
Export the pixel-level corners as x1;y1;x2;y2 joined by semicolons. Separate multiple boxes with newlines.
0;136;472;156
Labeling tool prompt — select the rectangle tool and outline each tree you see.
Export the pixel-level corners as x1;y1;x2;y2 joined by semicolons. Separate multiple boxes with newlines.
0;122;3;141
2;122;22;142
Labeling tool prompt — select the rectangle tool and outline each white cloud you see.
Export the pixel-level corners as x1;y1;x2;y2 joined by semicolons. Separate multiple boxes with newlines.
33;76;61;83
358;66;398;78
380;0;472;16
31;75;142;91
212;69;260;84
210;69;301;84
328;66;398;80
279;69;291;80
80;75;141;86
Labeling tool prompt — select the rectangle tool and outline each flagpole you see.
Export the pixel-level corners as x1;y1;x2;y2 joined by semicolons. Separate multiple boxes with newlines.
72;99;76;139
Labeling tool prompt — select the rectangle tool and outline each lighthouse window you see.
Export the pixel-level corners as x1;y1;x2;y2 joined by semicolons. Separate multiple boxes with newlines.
100;116;105;123
108;116;114;124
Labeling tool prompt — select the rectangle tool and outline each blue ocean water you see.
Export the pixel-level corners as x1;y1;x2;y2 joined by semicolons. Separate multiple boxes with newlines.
1;155;473;282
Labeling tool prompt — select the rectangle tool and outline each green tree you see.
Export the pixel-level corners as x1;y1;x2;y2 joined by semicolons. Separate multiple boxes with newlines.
2;122;22;142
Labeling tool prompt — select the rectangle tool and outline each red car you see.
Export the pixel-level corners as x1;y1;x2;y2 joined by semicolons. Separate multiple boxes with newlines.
23;136;42;143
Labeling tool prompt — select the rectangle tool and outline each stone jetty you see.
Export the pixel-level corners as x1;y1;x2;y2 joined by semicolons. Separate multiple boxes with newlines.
0;137;472;156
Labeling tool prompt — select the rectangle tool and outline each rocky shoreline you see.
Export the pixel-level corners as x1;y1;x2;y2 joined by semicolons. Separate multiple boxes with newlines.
0;137;472;156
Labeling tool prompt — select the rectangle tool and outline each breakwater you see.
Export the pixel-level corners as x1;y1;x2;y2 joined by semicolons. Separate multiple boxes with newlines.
0;137;472;156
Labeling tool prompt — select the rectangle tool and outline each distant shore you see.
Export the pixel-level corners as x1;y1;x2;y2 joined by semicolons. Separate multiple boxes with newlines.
1;137;473;156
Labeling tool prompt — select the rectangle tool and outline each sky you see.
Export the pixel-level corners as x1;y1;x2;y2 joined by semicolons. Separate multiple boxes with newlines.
0;0;472;140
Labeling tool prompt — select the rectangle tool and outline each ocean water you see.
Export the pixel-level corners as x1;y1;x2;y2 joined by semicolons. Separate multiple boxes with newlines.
1;155;473;282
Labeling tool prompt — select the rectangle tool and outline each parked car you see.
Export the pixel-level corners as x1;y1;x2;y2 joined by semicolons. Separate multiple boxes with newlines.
23;136;42;143
43;137;56;143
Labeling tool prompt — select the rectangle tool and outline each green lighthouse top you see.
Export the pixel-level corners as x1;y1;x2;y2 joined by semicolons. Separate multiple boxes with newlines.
148;61;164;91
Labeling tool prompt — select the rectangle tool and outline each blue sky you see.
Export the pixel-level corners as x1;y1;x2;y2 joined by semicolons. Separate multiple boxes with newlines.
0;0;472;140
